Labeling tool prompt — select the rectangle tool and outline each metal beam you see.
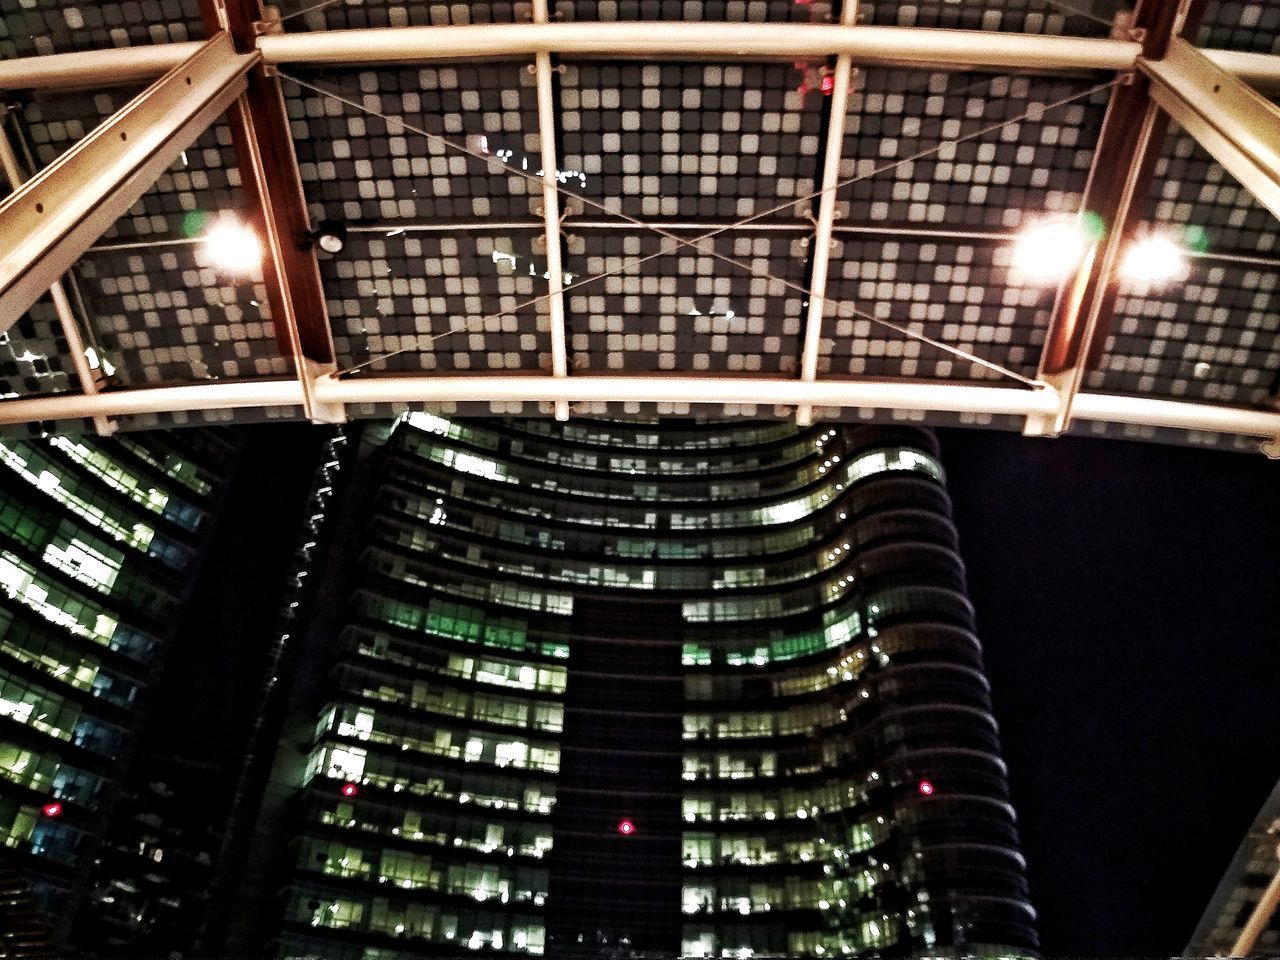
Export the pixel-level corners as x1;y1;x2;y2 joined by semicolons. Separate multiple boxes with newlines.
200;0;343;424
1202;48;1280;96
0;42;206;92
1029;0;1205;437
9;33;1280;95
1231;851;1280;955
796;1;859;428
318;374;1063;418
0;374;1275;449
1144;36;1280;222
257;23;1139;71
531;0;570;422
0;110;114;436
0;379;304;424
0;33;256;328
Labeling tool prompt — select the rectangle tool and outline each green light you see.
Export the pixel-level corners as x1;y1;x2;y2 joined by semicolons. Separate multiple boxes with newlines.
181;210;212;238
1184;224;1210;254
1080;210;1106;241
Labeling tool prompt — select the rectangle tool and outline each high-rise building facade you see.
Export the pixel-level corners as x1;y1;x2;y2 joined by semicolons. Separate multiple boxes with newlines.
0;428;234;941
269;414;1036;958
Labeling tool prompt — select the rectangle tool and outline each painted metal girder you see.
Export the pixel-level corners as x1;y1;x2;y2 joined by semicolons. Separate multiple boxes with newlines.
0;33;257;329
1144;37;1280;223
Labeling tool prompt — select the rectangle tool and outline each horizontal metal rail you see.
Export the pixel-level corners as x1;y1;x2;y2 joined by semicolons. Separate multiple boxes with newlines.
0;25;1152;91
0;376;1276;450
258;23;1138;70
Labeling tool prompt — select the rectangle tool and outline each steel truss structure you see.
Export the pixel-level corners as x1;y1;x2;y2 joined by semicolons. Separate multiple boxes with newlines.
1;0;1279;454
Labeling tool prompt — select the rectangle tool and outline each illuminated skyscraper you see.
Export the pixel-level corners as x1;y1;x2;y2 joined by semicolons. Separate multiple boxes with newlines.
266;415;1036;958
0;429;234;942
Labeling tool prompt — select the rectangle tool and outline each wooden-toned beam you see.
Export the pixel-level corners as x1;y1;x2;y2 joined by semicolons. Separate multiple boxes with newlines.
200;0;343;423
1027;0;1207;436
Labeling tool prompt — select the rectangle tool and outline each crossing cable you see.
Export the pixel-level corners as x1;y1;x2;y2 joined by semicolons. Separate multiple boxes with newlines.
280;70;1118;387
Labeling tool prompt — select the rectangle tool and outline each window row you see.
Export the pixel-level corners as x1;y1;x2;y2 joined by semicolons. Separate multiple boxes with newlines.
348;630;568;695
320;703;562;772
288;886;545;954
307;752;557;816
313;797;554;861
299;836;548;903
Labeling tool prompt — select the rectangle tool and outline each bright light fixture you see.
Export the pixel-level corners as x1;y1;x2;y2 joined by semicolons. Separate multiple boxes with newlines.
1121;234;1187;283
203;220;261;273
1010;217;1089;282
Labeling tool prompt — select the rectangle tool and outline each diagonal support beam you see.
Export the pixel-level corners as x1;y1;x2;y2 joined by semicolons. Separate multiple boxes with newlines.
0;33;256;329
201;0;343;424
531;0;570;422
796;3;859;428
1144;37;1280;222
1028;0;1206;437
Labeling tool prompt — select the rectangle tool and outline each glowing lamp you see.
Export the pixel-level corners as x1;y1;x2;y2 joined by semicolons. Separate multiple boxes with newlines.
341;783;359;798
918;780;935;797
1121;235;1187;283
203;220;262;273
1010;218;1088;282
42;802;62;817
617;819;636;835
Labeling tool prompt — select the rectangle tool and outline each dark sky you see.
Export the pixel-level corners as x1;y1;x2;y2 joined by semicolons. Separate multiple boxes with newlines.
141;424;325;814
939;428;1280;954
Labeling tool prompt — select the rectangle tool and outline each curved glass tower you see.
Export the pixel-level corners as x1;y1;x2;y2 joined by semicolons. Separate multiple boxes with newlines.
277;415;1036;958
0;429;234;941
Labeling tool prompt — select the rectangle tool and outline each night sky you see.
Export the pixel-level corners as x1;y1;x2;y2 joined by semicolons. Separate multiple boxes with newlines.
148;421;1280;954
939;428;1280;954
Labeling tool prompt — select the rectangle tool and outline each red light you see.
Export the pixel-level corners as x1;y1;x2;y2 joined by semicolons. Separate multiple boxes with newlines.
617;819;636;835
918;780;935;796
341;783;358;798
820;75;835;95
41;802;62;818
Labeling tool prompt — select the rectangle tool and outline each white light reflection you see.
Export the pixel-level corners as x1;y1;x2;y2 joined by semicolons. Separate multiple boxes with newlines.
203;220;262;274
1121;234;1188;284
1010;217;1088;283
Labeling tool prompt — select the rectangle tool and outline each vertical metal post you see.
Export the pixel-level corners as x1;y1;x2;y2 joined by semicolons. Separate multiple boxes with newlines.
796;1;859;426
532;0;571;422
